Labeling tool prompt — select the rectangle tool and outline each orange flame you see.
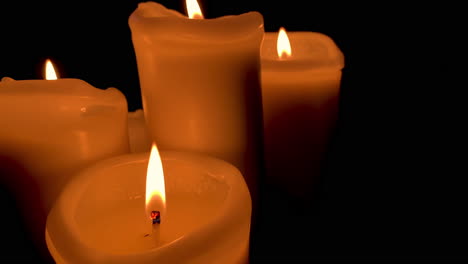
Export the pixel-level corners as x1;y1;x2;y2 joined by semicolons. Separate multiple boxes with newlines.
276;27;292;59
186;0;204;19
145;143;166;218
45;59;59;80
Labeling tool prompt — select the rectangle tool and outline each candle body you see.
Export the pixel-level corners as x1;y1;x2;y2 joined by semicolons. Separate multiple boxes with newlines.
0;78;129;210
129;2;265;204
46;151;252;264
261;32;344;198
128;109;152;153
0;78;129;260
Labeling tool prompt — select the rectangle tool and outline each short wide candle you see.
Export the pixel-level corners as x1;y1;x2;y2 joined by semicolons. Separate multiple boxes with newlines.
0;74;129;261
261;30;344;198
0;77;129;211
46;151;252;264
129;2;265;204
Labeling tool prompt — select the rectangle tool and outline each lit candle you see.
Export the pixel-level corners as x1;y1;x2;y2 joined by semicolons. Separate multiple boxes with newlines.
46;146;252;263
261;28;344;198
144;143;166;244
128;109;152;153
0;60;129;259
128;0;265;204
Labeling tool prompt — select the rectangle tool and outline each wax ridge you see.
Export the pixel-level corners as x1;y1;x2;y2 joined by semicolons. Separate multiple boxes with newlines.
129;2;264;43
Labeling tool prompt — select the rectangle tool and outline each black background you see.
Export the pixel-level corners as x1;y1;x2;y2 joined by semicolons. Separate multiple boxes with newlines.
0;0;463;262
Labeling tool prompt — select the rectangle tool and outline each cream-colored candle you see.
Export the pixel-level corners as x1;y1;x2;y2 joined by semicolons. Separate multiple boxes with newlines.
0;61;129;259
261;28;344;198
128;109;152;153
46;150;252;264
128;1;265;204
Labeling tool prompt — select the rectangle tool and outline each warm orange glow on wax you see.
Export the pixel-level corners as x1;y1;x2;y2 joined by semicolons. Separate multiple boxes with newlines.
186;0;204;19
145;143;166;218
277;27;292;59
45;59;59;80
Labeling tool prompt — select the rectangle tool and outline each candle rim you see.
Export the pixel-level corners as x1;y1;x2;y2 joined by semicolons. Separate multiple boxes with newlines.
261;31;345;71
0;78;126;101
129;2;264;43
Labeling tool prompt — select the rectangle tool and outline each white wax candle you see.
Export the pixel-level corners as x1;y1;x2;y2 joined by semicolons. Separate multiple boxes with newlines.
46;151;252;264
261;30;344;198
128;2;265;204
128;109;152;153
0;76;129;260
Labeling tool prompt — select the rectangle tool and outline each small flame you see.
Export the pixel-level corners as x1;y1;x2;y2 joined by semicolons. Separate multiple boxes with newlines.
45;59;59;80
145;143;166;217
186;0;204;19
276;27;292;59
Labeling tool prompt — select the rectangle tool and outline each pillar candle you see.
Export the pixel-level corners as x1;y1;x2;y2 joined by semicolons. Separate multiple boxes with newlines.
261;29;344;199
0;70;129;260
128;109;152;153
128;1;265;205
46;150;252;264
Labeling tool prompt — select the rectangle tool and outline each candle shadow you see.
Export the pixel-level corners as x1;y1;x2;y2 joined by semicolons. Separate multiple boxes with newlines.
242;63;266;216
0;153;54;264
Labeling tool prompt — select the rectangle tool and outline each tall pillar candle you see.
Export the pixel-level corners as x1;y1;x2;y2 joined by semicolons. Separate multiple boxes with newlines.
0;70;129;260
129;1;265;206
261;29;344;199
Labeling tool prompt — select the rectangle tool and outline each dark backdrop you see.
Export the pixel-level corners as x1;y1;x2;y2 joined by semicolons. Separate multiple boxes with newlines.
0;0;462;262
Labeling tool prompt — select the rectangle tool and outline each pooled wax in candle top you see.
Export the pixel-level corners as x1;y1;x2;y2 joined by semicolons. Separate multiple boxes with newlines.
74;157;228;253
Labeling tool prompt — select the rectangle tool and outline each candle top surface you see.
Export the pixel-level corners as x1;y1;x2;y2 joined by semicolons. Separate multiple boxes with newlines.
129;1;264;43
0;78;127;130
261;32;344;71
0;78;121;100
46;151;251;263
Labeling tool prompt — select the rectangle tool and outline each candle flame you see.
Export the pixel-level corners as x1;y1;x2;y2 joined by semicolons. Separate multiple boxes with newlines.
186;0;204;19
45;59;59;80
145;143;166;218
276;27;292;59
